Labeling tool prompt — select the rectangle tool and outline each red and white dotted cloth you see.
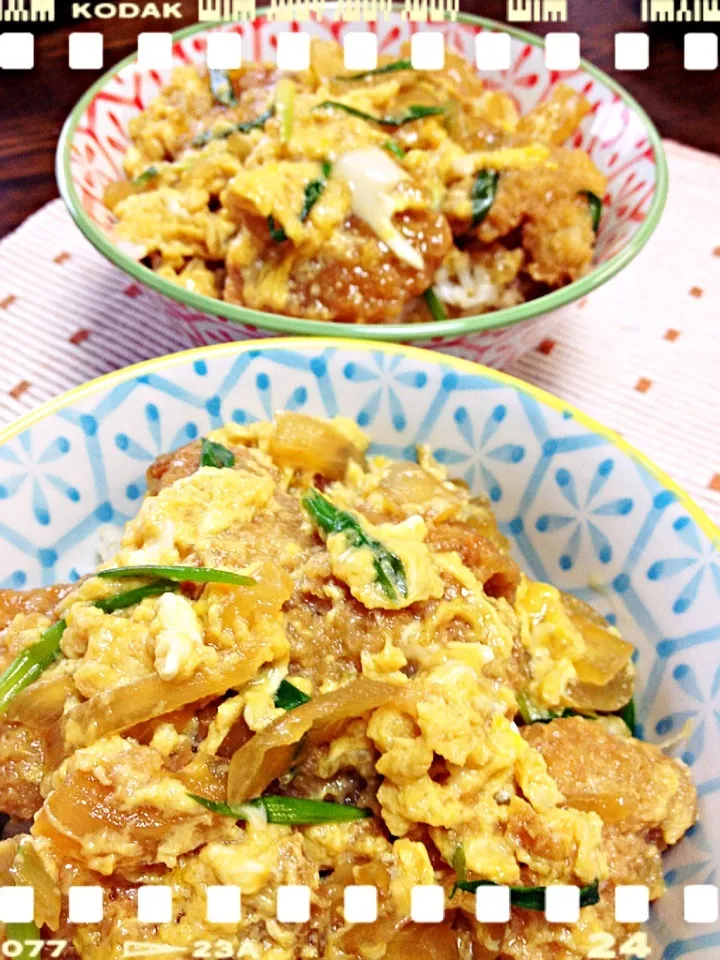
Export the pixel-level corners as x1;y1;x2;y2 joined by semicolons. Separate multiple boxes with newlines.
0;139;718;524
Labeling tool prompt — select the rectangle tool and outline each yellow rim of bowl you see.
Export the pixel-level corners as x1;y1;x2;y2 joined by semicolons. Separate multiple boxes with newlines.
1;338;717;546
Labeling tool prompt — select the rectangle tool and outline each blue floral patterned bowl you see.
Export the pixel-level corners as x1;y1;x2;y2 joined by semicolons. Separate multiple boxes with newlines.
0;339;718;957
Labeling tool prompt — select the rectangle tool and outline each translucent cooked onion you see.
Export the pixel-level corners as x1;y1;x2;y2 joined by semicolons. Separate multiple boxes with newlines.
33;766;207;873
8;675;73;730
228;679;405;803
379;463;463;519
385;922;459;959
565;663;635;713
268;412;367;480
562;594;634;686
58;641;274;753
0;839;17;884
178;754;229;803
340;917;408;958
10;842;61;930
562;791;639;824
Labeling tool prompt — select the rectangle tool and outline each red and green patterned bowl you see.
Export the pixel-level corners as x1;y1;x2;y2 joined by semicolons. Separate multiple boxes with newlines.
56;11;667;366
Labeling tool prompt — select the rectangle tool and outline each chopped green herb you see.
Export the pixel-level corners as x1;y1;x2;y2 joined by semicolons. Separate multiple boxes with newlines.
455;878;600;911
132;166;160;187
191;107;274;147
471;170;499;228
94;581;180;614
0;577;194;713
0;619;65;716
275;77;296;143
189;793;372;824
423;287;447;322
5;922;41;960
581;190;603;233
449;844;467;899
209;69;237;107
337;58;413;81
516;692;595;725
517;691;637;734
616;698;636;735
274;679;311;711
303;489;407;602
200;437;236;469
268;161;332;243
98;565;256;586
267;215;288;242
300;160;332;221
383;141;407;160
315;100;445;128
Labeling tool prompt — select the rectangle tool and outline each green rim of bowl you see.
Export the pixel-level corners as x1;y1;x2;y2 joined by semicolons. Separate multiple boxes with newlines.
56;7;669;343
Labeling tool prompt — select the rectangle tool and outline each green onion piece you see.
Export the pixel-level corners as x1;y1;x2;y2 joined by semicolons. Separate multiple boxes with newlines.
615;698;636;735
581;190;603;233
337;58;413;81
455;878;600;911
275;77;296;143
423;287;447;322
5;922;41;960
517;690;553;724
299;160;331;222
449;844;467;899
382;140;407;160
516;692;596;725
200;437;236;469
191;107;274;147
268;161;332;243
94;581;179;614
274;679;311;711
132;166;160;187
189;793;371;825
209;69;237;107
98;565;256;586
471;170;499;228
303;489;407;602
0;620;65;716
315;101;445;128
0;578;190;712
267;215;288;242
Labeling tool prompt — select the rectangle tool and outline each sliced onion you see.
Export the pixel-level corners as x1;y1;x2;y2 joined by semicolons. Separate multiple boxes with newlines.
562;791;638;824
565;663;635;713
228;679;405;803
8;675;73;730
0;839;17;884
58;641;274;754
562;594;634;686
385;922;459;960
33;766;207;873
10;842;61;930
381;463;459;505
268;412;367;480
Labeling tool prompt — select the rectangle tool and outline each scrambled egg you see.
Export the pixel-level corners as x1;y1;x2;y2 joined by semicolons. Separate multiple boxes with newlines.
0;413;696;960
104;41;606;325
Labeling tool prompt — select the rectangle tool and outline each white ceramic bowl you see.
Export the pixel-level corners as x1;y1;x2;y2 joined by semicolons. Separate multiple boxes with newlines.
0;339;718;956
57;12;667;368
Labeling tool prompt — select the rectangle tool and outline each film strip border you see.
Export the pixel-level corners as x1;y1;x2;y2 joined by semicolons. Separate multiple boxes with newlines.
1;882;719;926
0;27;718;71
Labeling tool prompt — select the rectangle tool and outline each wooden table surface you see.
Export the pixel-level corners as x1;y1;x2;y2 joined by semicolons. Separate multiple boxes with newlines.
0;0;717;240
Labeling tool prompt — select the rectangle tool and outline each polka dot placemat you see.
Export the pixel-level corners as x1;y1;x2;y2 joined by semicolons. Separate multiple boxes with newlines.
0;139;717;524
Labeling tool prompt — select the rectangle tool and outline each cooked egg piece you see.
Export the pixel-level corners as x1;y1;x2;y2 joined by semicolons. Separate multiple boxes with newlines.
452;143;551;178
151;591;207;682
333;147;424;270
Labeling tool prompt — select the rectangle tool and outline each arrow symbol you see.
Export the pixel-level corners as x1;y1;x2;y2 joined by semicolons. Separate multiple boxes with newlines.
122;944;188;958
